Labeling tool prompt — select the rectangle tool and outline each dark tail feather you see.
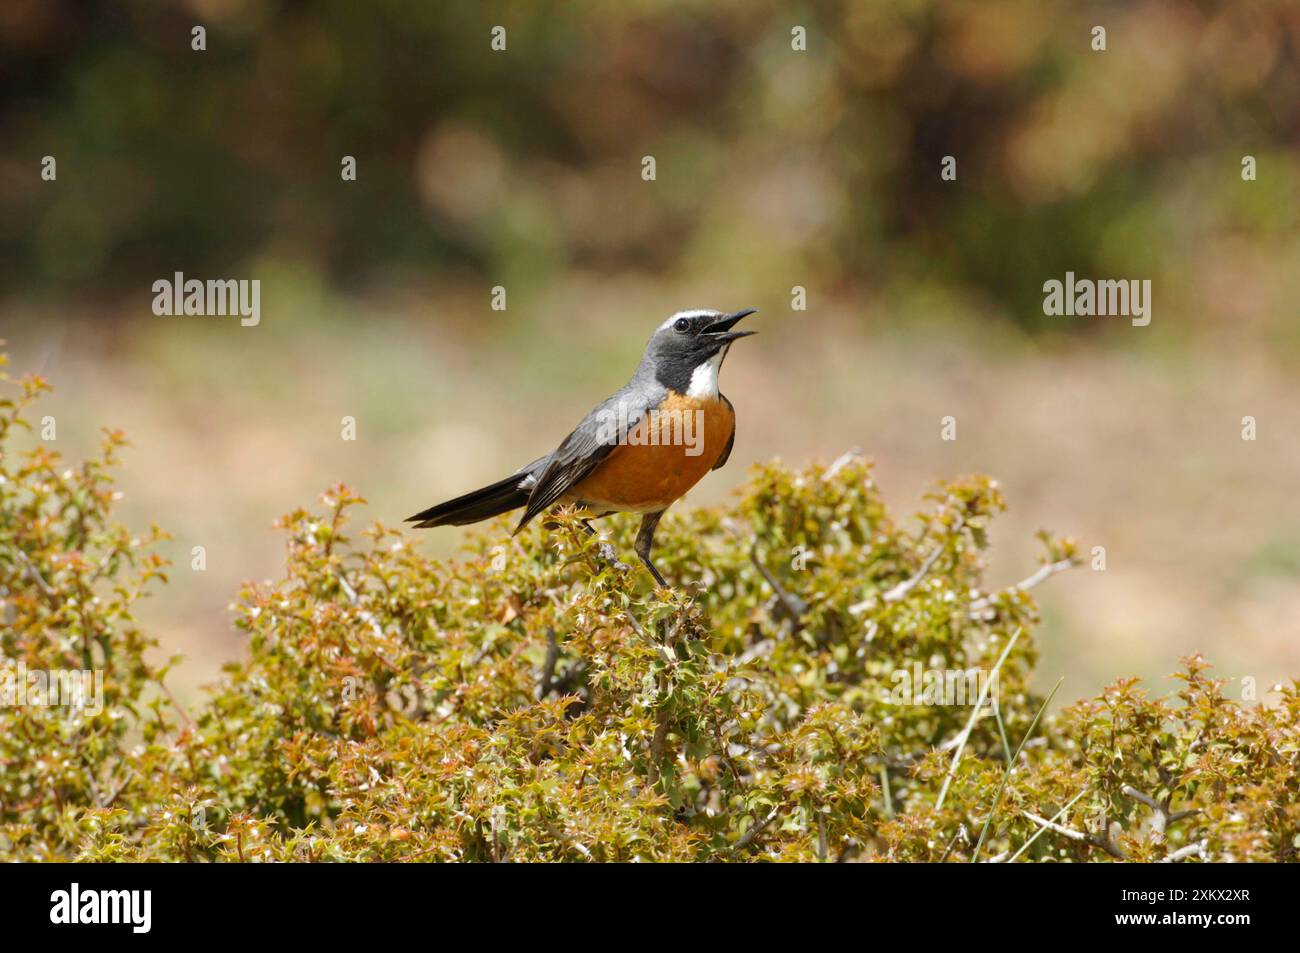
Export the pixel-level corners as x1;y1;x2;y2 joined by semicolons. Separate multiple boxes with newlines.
406;474;529;528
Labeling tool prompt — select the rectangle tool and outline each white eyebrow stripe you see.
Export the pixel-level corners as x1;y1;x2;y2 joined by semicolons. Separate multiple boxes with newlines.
658;309;721;330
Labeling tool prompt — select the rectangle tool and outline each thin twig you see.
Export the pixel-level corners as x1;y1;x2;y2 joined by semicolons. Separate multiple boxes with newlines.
938;826;966;863
1022;810;1087;841
16;548;57;599
749;546;807;622
1002;788;1090;862
101;768;137;809
821;448;862;482
970;559;1075;614
623;607;648;639
882;545;944;603
728;807;781;856
157;678;198;733
848;545;944;615
1160;840;1207;863
1085;822;1130;860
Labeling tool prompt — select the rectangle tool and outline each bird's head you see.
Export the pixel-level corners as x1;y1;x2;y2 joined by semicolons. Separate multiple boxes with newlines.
640;308;757;396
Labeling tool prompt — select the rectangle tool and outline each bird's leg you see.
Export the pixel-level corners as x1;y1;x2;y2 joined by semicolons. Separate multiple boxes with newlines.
578;515;629;571
635;511;669;589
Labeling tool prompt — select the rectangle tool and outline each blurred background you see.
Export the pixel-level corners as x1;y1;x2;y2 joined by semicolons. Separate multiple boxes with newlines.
2;0;1298;705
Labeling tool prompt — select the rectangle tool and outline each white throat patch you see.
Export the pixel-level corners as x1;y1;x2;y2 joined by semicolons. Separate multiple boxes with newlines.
686;347;726;398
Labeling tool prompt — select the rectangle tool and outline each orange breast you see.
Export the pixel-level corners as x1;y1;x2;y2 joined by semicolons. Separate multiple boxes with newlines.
566;392;734;513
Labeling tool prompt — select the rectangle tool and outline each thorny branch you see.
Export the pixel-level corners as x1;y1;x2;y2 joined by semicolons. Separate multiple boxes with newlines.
1018;784;1205;862
1019;811;1127;858
1121;783;1202;838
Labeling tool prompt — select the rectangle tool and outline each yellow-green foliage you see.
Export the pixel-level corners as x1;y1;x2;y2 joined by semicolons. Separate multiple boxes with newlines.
2;360;1297;862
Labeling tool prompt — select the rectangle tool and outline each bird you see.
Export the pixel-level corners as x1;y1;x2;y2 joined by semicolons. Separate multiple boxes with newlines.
406;308;757;587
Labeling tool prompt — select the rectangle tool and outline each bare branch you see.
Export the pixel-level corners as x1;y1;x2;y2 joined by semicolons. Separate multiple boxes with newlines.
938;825;967;862
1085;820;1129;859
16;547;57;600
1120;784;1162;813
1120;783;1201;840
101;768;137;809
728;807;781;856
749;546;807;623
1023;811;1087;841
821;448;863;482
970;559;1075;614
1002;788;1089;862
883;545;944;603
849;545;944;615
1160;840;1207;863
157;678;198;733
622;607;648;639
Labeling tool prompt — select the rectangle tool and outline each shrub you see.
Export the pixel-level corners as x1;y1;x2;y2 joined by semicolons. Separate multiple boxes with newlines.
2;357;1296;861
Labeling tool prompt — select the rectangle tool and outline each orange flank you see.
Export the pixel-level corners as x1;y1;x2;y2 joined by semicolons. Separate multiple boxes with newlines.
565;391;734;513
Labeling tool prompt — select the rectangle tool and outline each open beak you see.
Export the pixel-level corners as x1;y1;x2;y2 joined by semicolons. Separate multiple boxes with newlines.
702;308;757;342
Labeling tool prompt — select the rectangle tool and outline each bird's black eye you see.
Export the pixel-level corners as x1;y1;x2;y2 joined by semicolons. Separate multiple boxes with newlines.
673;318;691;333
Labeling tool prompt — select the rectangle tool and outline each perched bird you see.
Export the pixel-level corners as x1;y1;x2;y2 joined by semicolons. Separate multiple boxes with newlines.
406;308;756;586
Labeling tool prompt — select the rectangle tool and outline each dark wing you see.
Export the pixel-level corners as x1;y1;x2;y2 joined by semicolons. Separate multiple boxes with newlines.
513;387;656;532
404;455;550;528
711;393;736;471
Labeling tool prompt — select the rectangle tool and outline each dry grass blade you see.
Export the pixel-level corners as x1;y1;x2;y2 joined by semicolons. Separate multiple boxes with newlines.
971;676;1064;862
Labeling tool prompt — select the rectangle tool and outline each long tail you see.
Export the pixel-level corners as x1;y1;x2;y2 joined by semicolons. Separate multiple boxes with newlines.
405;457;546;528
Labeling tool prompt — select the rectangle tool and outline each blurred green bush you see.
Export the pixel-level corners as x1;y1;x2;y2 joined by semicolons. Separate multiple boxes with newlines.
3;1;1296;330
3;355;1297;861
